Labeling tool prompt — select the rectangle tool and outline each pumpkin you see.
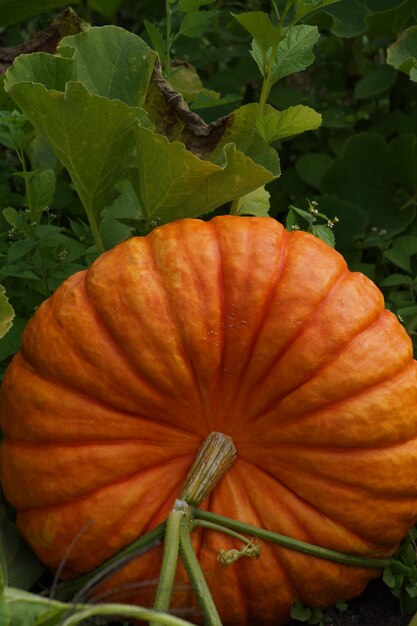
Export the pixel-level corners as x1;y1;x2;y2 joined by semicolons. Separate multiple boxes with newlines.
1;215;417;625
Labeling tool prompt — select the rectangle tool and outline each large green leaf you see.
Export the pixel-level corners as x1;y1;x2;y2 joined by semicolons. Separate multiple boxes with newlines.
0;286;14;340
251;25;320;86
387;25;417;83
317;194;369;264
0;0;80;27
319;0;416;38
257;104;322;142
5;80;149;234
353;65;398;99
57;27;157;106
133;124;277;223
232;11;279;54
88;0;123;22
322;133;416;237
3;587;196;626
4;27;157;248
0;505;44;591
388;133;417;196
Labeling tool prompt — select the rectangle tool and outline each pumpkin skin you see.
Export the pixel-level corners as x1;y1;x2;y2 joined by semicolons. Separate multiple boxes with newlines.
2;215;417;625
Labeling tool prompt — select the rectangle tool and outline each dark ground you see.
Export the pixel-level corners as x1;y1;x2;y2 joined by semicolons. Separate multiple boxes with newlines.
288;578;410;626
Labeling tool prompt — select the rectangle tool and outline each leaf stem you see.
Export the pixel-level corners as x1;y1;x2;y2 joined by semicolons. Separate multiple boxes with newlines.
165;0;172;77
54;523;166;601
229;197;241;215
258;0;295;119
192;519;255;547
84;199;105;254
179;516;223;626
151;503;186;625
192;509;391;570
5;587;195;626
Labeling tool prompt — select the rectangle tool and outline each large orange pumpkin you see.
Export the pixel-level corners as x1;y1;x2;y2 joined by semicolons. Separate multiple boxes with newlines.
2;215;417;625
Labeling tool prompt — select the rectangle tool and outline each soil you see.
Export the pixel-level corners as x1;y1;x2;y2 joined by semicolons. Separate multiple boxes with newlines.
288;578;410;626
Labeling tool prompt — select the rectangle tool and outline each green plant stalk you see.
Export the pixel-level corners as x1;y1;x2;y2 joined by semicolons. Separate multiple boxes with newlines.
151;505;185;625
179;516;223;626
192;509;391;570
16;147;34;222
84;198;105;254
258;0;295;118
16;146;51;294
192;519;256;547
229;197;241;215
54;522;166;601
165;0;172;77
4;587;196;626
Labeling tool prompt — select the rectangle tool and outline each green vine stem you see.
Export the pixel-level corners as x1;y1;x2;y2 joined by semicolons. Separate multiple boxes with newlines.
4;587;196;626
54;523;166;601
151;502;187;626
165;0;172;78
258;0;295;120
229;197;241;216
179;513;223;626
192;509;391;570
153;432;237;621
84;198;105;254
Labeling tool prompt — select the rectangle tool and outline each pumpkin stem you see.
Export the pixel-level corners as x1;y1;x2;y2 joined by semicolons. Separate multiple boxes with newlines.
180;432;237;507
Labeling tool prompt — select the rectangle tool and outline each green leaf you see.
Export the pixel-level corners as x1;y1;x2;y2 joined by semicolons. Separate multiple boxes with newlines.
133;124;277;223
0;505;44;591
5;80;147;233
388;134;417;195
99;219;133;249
144;20;166;63
0;286;14;339
294;0;341;21
8;240;38;263
57;26;157;107
178;10;218;38
88;0;122;21
232;11;279;53
291;600;312;621
380;274;413;287
2;208;18;229
384;248;411;273
391;235;417;256
0;0;80;27
311;224;336;248
177;0;216;10
296;153;333;190
353;65;398;99
365;0;417;39
190;91;241;111
0;317;27;361
234;186;270;216
0;110;33;151
263;24;320;86
409;611;417;626
387;25;417;83
317;195;368;264
320;0;416;38
169;62;205;101
26;135;58;171
322;133;415;237
3;586;197;626
257;105;322;143
101;179;142;221
28;169;55;221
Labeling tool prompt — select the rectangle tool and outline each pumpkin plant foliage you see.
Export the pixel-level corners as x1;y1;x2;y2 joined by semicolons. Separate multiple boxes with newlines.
3;24;321;253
